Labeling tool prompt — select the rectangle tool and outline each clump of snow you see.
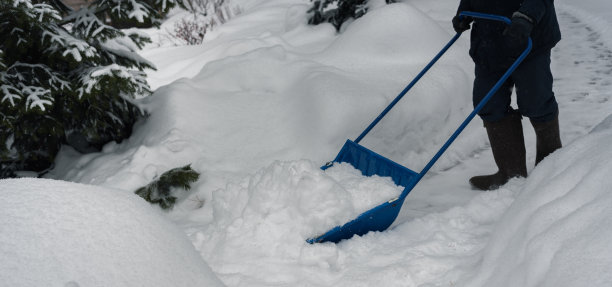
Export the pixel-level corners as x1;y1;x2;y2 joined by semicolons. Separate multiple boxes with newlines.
326;162;404;213
0;178;224;287
206;160;402;242
189;159;518;286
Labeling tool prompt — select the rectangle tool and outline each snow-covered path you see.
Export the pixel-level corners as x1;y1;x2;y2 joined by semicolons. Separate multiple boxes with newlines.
553;9;612;142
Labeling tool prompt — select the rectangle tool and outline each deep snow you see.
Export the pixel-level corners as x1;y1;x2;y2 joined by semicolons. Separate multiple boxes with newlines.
0;178;224;286
3;0;612;286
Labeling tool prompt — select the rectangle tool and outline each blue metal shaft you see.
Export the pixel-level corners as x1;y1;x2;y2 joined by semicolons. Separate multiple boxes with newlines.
415;12;532;181
354;33;462;144
459;11;512;24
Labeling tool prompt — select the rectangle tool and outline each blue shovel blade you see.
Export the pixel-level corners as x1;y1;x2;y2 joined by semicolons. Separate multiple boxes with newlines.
308;140;418;243
306;196;408;243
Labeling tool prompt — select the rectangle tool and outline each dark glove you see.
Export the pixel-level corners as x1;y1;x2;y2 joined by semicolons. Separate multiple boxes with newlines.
452;15;472;34
503;12;534;54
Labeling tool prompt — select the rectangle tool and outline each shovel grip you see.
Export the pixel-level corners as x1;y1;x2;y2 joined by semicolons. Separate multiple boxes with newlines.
458;11;512;25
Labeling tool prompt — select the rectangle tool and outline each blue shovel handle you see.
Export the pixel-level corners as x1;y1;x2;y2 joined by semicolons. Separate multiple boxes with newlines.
310;12;532;244
458;11;512;24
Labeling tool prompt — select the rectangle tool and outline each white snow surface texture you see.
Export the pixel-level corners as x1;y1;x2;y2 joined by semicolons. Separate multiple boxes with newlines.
0;179;224;287
2;0;612;286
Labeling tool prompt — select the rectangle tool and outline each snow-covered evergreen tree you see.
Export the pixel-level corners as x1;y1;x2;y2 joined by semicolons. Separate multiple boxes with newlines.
103;0;182;28
0;0;164;177
308;0;394;31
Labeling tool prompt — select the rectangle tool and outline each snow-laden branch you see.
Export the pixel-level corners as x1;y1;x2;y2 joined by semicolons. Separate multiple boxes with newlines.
1;63;71;109
77;64;150;98
0;49;5;69
12;0;62;22
43;27;97;62
101;38;156;70
10;62;71;91
0;85;22;107
102;0;153;23
22;86;52;111
32;3;62;22
11;0;32;9
124;70;150;98
127;0;149;23
66;6;122;40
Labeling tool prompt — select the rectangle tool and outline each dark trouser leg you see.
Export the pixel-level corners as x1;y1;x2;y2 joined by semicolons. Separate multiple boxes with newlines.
513;51;562;164
472;65;515;123
513;51;559;122
473;51;559;123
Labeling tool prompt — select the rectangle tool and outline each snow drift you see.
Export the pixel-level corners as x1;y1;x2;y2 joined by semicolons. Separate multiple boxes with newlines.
0;178;224;287
50;1;475;191
464;114;612;287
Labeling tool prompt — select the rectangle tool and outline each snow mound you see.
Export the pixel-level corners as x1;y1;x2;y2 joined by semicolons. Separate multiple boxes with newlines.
192;160;401;276
191;159;519;286
464;114;612;287
209;160;401;240
320;3;453;67
0;178;224;287
51;1;474;191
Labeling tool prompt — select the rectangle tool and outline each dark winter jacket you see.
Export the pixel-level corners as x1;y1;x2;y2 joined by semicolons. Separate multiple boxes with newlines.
457;0;561;70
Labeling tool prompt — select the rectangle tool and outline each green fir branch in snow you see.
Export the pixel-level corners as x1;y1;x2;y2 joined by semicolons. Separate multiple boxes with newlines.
135;165;200;210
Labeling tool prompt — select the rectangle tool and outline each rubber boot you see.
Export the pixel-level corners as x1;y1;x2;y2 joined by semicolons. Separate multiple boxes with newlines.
470;112;528;190
531;115;562;165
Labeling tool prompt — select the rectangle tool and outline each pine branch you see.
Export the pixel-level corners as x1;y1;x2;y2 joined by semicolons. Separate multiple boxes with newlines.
135;165;201;210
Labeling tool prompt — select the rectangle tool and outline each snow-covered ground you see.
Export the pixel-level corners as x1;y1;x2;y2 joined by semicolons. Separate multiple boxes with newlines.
0;178;224;286
2;0;612;286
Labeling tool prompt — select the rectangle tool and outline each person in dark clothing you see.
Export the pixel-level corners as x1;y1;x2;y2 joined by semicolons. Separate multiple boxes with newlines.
452;0;562;190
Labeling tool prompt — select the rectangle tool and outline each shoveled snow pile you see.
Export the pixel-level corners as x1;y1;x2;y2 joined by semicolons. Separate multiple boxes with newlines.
203;160;401;244
325;162;404;215
0;178;224;287
189;158;518;286
462;114;612;287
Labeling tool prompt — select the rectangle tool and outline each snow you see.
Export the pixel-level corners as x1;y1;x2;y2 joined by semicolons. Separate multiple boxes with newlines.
205;160;403;244
5;0;612;286
557;0;612;49
464;117;612;287
326;162;403;213
0;178;224;286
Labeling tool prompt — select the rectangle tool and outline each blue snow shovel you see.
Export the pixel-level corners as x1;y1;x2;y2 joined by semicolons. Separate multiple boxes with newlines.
307;12;532;244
